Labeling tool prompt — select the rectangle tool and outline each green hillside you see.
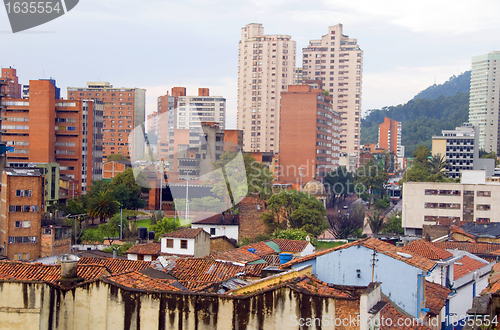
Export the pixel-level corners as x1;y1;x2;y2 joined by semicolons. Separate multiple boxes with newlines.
361;72;471;157
413;71;470;100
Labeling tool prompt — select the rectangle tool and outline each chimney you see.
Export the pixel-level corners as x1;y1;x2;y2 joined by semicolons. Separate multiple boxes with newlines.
59;260;84;287
198;88;209;96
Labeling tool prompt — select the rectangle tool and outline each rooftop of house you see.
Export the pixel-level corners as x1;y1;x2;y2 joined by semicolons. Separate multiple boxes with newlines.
76;250;128;259
281;237;436;272
402;239;453;260
209;241;278;264
453;255;489;281
380;293;431;330
454;223;500;239
104;270;186;292
4;168;42;177
192;213;239;225
270;239;310;252
162;227;204;239
77;257;151;274
425;281;451;316
432;241;500;255
481;262;500;294
126;242;161;255
0;260;109;287
166;258;267;290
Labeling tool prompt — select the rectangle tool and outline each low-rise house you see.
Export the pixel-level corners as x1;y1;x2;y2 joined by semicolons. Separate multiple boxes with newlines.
270;239;315;257
191;213;239;241
77;256;152;274
450;223;500;244
432;240;500;262
160;227;210;258
126;241;161;261
281;237;440;319
40;225;72;257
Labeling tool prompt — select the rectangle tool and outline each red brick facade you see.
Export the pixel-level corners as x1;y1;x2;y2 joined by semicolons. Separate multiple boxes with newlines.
238;197;267;241
40;226;72;257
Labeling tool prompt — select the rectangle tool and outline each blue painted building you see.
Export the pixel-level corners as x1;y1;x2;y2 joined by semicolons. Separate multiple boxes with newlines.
283;237;437;319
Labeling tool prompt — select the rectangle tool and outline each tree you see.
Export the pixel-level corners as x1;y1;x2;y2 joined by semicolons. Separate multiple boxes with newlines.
149;217;181;240
381;211;404;234
150;211;163;225
366;210;385;234
327;204;365;239
355;160;389;207
428;154;447;175
412;145;432;167
88;191;119;224
271;228;317;246
106;153;128;162
324;166;354;206
190;196;225;213
110;168;147;209
211;152;273;203
261;190;328;236
103;243;133;256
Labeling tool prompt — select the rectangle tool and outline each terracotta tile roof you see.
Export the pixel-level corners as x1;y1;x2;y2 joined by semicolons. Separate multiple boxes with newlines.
482;263;500;294
126;242;161;255
192;213;239;225
287;275;354;299
380;294;431;330
77;257;151;274
282;238;436;272
162;227;203;239
270;239;310;252
0;261;108;285
210;241;277;263
433;241;500;255
403;239;453;260
425;281;451;316
105;270;184;292
167;258;267;290
453;256;488;280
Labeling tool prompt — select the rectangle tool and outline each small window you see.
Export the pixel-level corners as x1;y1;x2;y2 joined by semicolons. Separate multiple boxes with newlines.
25;190;32;197
166;239;173;248
15;221;22;228
15;190;24;197
210;228;216;235
180;240;188;249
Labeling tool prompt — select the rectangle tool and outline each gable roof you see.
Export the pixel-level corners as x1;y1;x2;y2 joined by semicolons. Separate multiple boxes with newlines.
282;238;436;272
481;263;500;294
402;239;453;260
425;281;451;316
78;257;151;274
454;256;488;280
166;258;267;290
162;227;203;239
192;213;239;225
0;260;108;286
126;242;161;255
270;239;310;252
210;241;278;264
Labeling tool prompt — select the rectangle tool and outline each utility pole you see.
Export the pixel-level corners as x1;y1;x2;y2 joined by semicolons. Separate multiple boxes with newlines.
120;204;123;240
371;250;378;282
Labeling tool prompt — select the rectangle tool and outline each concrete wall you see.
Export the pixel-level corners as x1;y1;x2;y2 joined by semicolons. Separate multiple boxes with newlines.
0;279;361;330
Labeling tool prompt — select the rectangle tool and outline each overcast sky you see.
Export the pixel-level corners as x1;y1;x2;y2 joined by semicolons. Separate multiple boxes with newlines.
2;0;500;128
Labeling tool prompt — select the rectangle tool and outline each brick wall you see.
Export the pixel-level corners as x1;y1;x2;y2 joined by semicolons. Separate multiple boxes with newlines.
423;225;450;241
238;197;267;241
210;237;236;254
335;299;360;330
40;229;71;257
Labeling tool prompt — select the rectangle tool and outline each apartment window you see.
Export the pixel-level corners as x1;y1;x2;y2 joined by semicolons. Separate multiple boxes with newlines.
15;221;30;228
476;218;490;223
477;191;491;197
477;204;491;211
180;240;188;249
210;228;216;235
15;190;24;197
166;239;173;248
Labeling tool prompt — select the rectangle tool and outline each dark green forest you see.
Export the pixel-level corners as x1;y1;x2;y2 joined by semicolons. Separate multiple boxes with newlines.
361;71;471;157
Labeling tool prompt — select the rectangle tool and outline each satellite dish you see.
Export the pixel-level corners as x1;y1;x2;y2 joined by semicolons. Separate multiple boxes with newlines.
306;235;311;242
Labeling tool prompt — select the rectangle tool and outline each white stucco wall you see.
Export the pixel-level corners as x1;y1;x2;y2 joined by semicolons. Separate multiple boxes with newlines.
161;237;195;256
191;224;239;241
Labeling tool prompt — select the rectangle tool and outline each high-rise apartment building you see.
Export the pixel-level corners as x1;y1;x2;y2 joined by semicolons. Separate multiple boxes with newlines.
177;89;226;130
237;23;296;153
1;67;21;99
1;79;103;196
378;117;403;163
468;51;500;153
278;84;341;184
302;24;363;157
67;82;145;160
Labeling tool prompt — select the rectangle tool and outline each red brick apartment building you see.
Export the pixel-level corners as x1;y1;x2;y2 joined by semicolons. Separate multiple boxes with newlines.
0;168;44;260
278;84;341;184
67;82;145;161
1;67;21;99
2;79;103;195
